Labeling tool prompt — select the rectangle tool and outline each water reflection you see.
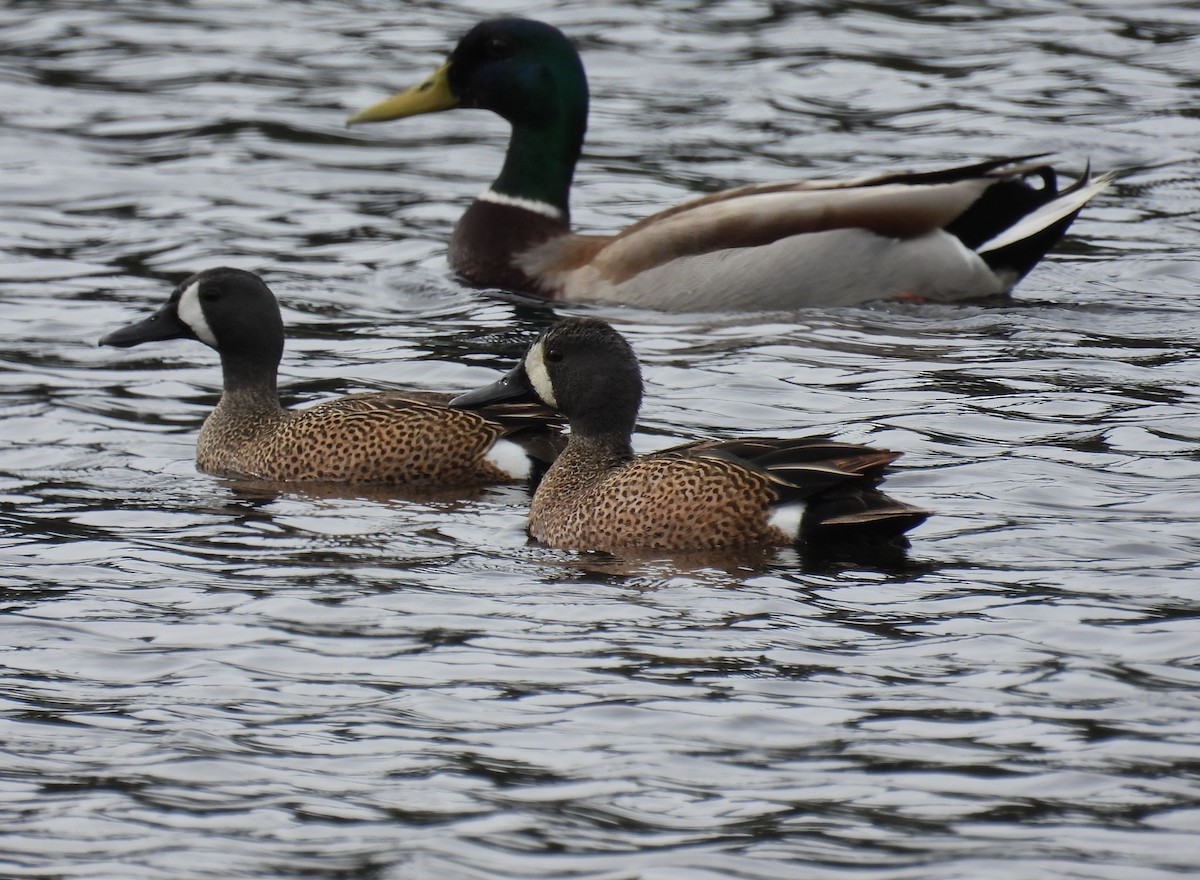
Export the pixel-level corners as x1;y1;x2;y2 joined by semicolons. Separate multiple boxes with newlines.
2;1;1200;879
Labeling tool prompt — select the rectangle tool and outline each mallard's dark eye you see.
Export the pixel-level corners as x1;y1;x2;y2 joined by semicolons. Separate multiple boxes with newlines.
546;348;564;363
485;36;510;58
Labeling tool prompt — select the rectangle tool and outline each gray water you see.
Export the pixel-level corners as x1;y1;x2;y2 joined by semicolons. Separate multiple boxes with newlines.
2;1;1199;878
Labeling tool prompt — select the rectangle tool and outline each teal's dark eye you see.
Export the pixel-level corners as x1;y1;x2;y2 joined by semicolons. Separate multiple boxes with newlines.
546;348;564;363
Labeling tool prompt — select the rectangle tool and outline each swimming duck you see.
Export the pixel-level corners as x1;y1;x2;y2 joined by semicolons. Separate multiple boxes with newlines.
100;267;563;485
348;17;1111;311
451;318;928;554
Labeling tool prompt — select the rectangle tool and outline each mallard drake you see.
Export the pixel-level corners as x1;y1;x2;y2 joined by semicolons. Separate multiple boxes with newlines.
451;318;928;554
348;17;1111;311
100;267;563;485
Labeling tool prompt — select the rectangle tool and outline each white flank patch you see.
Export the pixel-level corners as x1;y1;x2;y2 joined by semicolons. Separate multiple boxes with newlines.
479;188;565;221
524;340;558;409
485;439;532;481
176;280;218;348
768;500;806;541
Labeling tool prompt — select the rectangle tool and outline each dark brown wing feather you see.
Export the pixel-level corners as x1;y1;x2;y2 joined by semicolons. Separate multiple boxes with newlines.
660;435;929;543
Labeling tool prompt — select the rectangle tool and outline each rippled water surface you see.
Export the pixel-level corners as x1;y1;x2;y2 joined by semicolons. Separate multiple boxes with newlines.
2;1;1199;878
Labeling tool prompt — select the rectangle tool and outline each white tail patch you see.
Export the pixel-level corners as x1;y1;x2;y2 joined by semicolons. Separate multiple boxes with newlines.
485;439;532;481
479;188;565;221
176;280;218;348
524;340;558;409
768;500;806;541
978;172;1114;256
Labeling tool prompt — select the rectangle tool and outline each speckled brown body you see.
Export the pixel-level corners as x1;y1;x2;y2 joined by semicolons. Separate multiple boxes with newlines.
528;438;787;552
196;389;545;485
99;267;564;489
450;318;928;556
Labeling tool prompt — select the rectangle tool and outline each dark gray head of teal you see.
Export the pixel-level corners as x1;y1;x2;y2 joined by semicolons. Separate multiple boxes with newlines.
451;317;642;441
100;267;285;389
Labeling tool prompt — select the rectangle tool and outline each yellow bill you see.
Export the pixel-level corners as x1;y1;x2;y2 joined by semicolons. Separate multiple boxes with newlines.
347;61;457;125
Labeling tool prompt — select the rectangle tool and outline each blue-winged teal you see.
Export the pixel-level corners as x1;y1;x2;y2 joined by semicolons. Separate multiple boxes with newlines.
451;318;928;553
348;17;1111;310
100;267;563;485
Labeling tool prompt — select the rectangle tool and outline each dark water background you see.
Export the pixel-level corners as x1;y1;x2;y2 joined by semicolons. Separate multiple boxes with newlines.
2;1;1199;878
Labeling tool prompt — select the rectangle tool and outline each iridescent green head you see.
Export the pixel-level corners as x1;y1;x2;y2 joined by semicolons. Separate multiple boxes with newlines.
349;18;590;211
